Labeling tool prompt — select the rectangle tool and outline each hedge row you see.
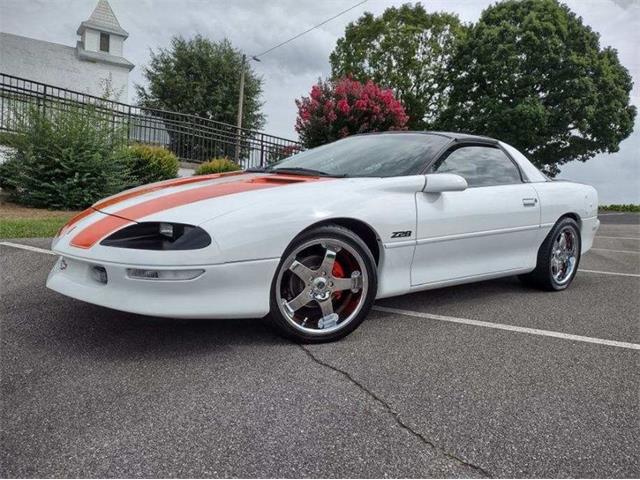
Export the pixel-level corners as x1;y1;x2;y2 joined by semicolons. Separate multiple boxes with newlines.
0;106;254;211
0;106;180;210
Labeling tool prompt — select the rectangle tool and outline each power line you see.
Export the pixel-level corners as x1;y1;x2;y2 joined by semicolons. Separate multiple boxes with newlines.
252;0;368;60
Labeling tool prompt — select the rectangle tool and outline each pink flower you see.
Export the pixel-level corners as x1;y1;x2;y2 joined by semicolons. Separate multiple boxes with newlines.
310;84;323;101
354;99;367;110
337;99;350;114
294;76;408;146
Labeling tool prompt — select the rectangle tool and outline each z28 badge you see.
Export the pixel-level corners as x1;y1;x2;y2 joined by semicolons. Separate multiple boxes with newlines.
391;231;412;238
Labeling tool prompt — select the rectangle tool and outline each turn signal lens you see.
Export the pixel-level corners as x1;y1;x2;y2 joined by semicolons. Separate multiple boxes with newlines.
91;265;108;284
126;268;204;281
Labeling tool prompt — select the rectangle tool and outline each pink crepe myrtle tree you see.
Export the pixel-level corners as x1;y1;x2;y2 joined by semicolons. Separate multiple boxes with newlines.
295;77;409;148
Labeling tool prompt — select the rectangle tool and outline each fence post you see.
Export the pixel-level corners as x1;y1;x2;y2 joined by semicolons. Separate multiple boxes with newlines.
42;85;47;119
192;116;197;162
127;105;131;143
260;134;265;167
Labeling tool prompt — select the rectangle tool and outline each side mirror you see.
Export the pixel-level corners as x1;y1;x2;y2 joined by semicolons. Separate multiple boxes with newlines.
423;173;468;193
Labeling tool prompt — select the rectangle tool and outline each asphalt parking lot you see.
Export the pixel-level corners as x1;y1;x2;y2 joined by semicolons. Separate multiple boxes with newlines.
1;214;638;478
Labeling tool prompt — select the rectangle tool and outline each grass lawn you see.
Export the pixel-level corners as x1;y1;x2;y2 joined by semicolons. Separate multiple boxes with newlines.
0;202;78;239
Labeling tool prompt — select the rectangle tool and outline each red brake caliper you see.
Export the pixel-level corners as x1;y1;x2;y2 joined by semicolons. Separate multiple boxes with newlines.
332;260;346;300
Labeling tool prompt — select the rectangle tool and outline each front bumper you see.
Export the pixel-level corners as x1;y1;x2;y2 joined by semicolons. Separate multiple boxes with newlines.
46;254;279;319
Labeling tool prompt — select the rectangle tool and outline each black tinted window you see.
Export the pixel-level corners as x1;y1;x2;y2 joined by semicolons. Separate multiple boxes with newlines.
430;146;522;187
273;134;449;177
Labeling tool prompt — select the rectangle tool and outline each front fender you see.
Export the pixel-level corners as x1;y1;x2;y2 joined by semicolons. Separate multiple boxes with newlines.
200;176;424;263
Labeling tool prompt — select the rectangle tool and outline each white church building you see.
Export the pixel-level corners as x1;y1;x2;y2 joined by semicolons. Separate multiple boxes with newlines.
0;0;133;101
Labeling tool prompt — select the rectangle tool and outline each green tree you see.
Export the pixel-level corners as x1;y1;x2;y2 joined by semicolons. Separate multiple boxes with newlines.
438;0;636;175
330;4;466;129
137;35;264;129
136;36;265;159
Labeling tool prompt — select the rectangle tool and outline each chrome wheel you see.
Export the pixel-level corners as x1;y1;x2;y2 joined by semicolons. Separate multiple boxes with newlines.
275;237;368;335
550;226;578;285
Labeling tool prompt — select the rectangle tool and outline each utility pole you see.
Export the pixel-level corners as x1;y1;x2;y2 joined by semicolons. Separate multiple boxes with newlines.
234;54;246;163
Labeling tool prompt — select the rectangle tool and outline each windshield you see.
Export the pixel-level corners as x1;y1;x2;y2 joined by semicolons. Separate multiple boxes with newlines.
271;133;449;178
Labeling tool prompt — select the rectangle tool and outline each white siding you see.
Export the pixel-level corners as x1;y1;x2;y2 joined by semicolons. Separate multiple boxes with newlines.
0;32;130;101
110;35;124;56
83;29;100;52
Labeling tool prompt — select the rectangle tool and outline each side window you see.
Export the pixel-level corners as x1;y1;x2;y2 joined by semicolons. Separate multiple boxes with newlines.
430;145;522;187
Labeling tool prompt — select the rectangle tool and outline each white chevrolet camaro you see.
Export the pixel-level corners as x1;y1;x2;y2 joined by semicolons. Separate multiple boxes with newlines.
48;132;599;342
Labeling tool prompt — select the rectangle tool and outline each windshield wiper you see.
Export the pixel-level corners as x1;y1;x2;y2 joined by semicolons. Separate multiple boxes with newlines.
270;167;347;177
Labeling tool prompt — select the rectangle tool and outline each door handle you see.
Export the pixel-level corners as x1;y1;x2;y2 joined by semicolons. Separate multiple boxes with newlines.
522;198;538;207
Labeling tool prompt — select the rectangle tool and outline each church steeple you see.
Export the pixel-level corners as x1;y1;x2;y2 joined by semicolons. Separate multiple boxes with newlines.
77;0;128;40
75;0;133;71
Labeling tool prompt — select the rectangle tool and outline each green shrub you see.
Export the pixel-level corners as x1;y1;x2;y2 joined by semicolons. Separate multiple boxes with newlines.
0;105;128;210
115;144;179;187
194;158;241;175
0;131;24;148
600;204;640;213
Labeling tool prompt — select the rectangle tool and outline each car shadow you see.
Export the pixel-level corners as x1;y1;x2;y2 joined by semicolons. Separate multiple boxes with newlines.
7;274;574;366
10;294;293;364
374;274;568;311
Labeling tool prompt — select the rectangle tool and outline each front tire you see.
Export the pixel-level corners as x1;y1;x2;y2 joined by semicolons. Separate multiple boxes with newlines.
269;224;377;343
519;217;581;291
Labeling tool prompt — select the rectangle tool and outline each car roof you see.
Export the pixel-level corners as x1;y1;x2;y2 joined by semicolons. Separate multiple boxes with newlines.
359;130;499;144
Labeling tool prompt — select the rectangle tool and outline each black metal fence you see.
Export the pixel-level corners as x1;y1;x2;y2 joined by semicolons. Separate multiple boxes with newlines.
0;73;302;168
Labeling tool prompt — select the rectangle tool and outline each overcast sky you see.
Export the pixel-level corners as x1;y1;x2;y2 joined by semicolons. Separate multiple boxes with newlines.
1;0;638;203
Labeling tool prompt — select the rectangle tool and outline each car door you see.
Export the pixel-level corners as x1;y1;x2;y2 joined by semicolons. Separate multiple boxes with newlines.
411;143;541;286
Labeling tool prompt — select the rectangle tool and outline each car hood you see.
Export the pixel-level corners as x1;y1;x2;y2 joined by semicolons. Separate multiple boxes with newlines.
96;171;330;220
59;172;335;250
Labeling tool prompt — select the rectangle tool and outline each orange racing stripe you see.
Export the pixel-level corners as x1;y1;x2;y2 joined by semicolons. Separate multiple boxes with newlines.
70;175;325;248
93;171;244;212
56;172;244;238
56;208;95;237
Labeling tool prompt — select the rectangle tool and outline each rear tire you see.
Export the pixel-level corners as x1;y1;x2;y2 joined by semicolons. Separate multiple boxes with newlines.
519;217;581;291
268;224;377;343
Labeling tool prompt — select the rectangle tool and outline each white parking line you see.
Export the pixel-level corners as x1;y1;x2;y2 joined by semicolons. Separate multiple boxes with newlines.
580;269;640;278
0;241;56;256
596;236;640;240
372;306;640;350
591;248;640;254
